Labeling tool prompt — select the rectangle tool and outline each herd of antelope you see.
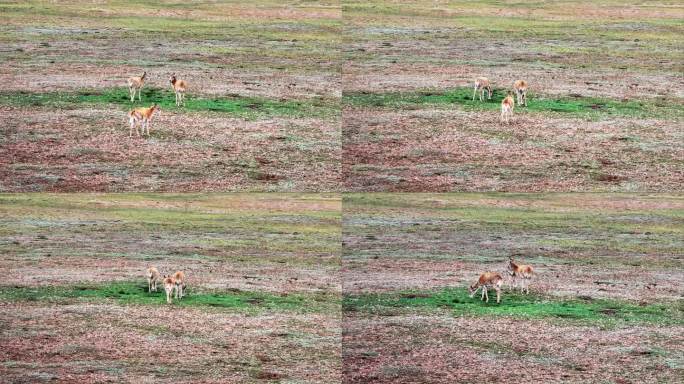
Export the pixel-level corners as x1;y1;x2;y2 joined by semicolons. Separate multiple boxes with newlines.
126;71;187;138
473;77;528;124
468;255;534;304
125;72;523;137
147;266;186;304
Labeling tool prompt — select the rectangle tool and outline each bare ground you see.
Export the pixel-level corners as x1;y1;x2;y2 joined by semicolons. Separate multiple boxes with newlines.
344;314;683;384
0;106;340;192
1;302;341;383
344;108;683;192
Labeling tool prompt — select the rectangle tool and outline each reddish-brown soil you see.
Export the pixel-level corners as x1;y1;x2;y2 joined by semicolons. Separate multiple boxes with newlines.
0;106;339;192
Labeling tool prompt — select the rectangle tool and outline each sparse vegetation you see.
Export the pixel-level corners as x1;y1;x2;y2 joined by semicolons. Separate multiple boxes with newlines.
343;194;684;383
343;0;684;192
0;0;341;192
0;193;342;382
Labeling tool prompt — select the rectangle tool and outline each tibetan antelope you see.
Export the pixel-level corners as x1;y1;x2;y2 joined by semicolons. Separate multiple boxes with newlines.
508;255;533;294
472;77;492;102
127;71;146;102
163;275;176;304
469;272;503;303
169;74;187;106
501;93;514;123
513;80;528;107
147;266;161;293
173;270;186;299
128;104;159;137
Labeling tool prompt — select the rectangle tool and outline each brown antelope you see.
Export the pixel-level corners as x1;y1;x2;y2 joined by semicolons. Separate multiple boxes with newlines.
501;93;514;123
163;275;176;304
169;74;187;106
147;266;161;293
508;255;533;294
127;71;146;102
173;270;186;299
468;272;503;303
472;77;492;102
128;104;159;137
513;80;528;107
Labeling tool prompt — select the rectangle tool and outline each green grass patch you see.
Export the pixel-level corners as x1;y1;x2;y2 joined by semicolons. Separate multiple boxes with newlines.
0;88;339;119
0;282;339;314
344;287;683;326
343;88;683;120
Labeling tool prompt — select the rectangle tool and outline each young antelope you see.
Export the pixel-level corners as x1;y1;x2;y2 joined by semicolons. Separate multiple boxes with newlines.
128;104;159;137
500;93;515;123
163;275;176;304
127;71;146;102
472;77;492;102
169;74;187;106
508;255;534;294
147;266;160;293
173;270;186;299
469;272;503;303
513;80;528;107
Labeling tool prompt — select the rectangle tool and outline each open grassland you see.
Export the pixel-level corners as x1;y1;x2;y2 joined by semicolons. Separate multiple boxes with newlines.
342;0;684;192
0;1;341;191
342;193;684;383
0;193;341;383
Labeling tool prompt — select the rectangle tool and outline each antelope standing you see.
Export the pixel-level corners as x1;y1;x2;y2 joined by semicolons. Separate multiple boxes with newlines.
513;80;528;107
127;71;146;102
169;74;187;106
128;104;159;137
147;266;161;293
163;275;176;304
472;77;492;102
173;270;186;299
508;255;533;294
501;93;514;123
469;272;503;303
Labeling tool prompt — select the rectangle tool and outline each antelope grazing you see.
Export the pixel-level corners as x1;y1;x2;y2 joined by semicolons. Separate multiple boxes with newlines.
513;80;528;107
508;255;534;294
173;270;186;299
472;77;492;102
163;275;176;304
169;74;187;106
147;266;161;293
128;104;159;137
469;272;503;303
127;71;146;102
500;93;515;123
